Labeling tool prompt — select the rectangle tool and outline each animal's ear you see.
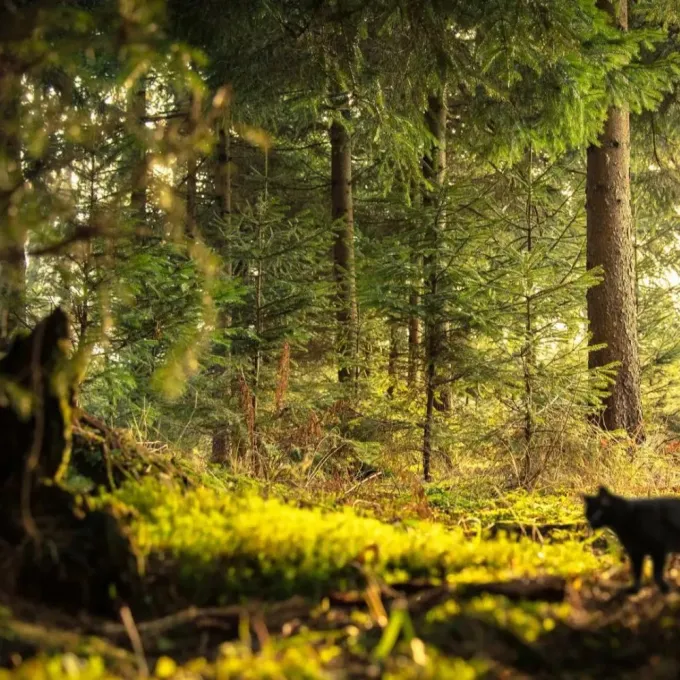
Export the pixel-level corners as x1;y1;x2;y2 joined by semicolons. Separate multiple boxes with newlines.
597;486;614;506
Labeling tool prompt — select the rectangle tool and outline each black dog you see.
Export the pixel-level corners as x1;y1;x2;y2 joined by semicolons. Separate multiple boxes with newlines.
584;486;680;594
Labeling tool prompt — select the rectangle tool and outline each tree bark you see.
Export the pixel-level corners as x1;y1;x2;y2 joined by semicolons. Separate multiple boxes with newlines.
74;152;97;349
521;147;536;484
186;153;197;239
407;264;420;387
211;430;227;462
0;62;26;351
129;79;148;223
215;123;232;279
586;0;643;439
211;118;232;462
387;320;399;398
252;180;266;427
422;91;447;482
330;116;358;385
407;182;421;388
183;92;198;239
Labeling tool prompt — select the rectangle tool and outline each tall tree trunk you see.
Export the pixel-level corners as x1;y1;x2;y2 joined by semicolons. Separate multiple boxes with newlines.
183;91;198;239
186;152;197;239
252;152;268;429
129;79;147;223
586;0;643;439
330;115;358;385
521;147;536;484
0;63;26;351
407;181;421;388
387;320;399;398
211;118;232;462
76;152;97;347
422;91;447;482
215;123;233;293
407;289;420;387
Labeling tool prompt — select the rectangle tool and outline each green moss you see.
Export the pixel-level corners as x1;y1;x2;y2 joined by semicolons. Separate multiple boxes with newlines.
382;649;485;679
426;485;584;526
0;644;333;679
0;655;115;680
426;594;571;645
97;478;609;604
0;642;486;680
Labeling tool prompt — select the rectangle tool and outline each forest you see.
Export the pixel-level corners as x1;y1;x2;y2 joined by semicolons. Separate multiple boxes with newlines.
4;0;680;677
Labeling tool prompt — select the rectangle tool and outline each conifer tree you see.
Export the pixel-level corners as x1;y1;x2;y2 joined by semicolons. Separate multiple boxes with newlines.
12;0;680;483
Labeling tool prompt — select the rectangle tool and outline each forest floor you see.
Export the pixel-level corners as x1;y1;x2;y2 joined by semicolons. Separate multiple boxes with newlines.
2;469;680;679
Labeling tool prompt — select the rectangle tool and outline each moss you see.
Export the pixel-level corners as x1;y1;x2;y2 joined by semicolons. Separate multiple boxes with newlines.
94;478;609;605
425;485;584;526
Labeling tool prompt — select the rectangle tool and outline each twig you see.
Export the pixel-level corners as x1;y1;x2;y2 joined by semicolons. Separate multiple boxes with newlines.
0;226;111;264
119;605;149;678
336;472;382;503
99;597;308;638
102;441;115;490
103;604;241;636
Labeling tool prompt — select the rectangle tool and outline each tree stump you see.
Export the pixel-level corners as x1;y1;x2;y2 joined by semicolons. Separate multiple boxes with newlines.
0;308;142;616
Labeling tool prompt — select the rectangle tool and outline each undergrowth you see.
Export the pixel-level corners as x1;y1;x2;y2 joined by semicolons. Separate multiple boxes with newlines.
8;430;680;678
1;466;629;678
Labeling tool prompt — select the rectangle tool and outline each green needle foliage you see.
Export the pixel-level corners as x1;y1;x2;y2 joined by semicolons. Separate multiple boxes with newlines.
7;0;680;480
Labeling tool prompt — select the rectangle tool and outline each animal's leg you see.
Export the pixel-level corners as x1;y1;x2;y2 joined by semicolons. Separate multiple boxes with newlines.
652;551;670;594
623;550;645;594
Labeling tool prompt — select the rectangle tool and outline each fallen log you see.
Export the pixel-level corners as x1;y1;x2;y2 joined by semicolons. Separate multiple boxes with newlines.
457;576;566;602
405;576;567;615
484;522;589;541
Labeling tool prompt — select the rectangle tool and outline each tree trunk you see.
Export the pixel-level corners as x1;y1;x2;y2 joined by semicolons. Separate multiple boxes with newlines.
422;91;447;482
330;116;358;385
215;122;232;281
586;0;643;439
252;161;267;428
407;267;420;387
129;79;147;223
0;63;26;351
408;183;421;388
183;92;198;239
211;118;232;462
211;432;227;462
186;153;197;239
387;320;399;398
521;147;536;484
74;152;97;349
407;306;420;387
